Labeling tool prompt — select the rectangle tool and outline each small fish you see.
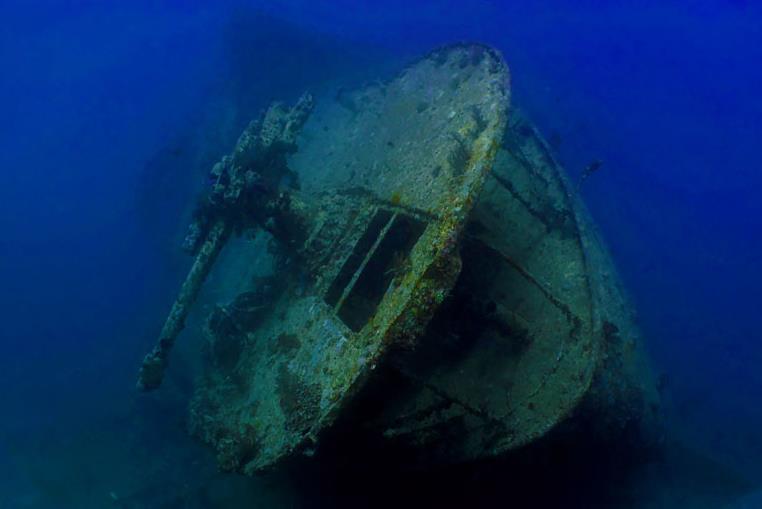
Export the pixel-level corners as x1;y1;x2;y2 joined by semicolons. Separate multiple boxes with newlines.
576;159;603;191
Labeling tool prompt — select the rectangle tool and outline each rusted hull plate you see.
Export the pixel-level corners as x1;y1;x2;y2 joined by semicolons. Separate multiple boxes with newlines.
367;112;660;463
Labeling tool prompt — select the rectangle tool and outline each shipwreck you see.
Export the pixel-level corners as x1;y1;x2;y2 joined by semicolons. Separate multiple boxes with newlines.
137;44;660;475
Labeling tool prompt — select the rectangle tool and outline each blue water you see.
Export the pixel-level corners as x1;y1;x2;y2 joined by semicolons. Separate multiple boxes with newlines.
1;1;760;507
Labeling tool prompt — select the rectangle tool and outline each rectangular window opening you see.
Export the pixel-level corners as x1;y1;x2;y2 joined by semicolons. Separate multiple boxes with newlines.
329;212;426;332
325;208;394;308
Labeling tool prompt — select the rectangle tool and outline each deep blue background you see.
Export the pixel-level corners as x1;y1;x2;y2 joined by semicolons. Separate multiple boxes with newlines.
1;0;760;503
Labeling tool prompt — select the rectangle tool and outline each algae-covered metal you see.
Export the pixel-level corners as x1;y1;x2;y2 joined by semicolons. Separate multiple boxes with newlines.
137;94;314;391
364;112;660;462
140;42;658;476
187;44;510;473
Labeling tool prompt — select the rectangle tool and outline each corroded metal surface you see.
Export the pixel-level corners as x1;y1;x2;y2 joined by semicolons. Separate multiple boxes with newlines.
365;112;660;462
137;94;314;391
152;42;656;475
188;44;510;473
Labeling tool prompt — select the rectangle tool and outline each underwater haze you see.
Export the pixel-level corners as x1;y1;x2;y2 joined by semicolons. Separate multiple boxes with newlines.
1;1;761;507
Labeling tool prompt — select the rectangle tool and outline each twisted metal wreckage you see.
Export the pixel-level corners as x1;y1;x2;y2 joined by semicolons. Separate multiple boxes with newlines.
138;44;660;475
